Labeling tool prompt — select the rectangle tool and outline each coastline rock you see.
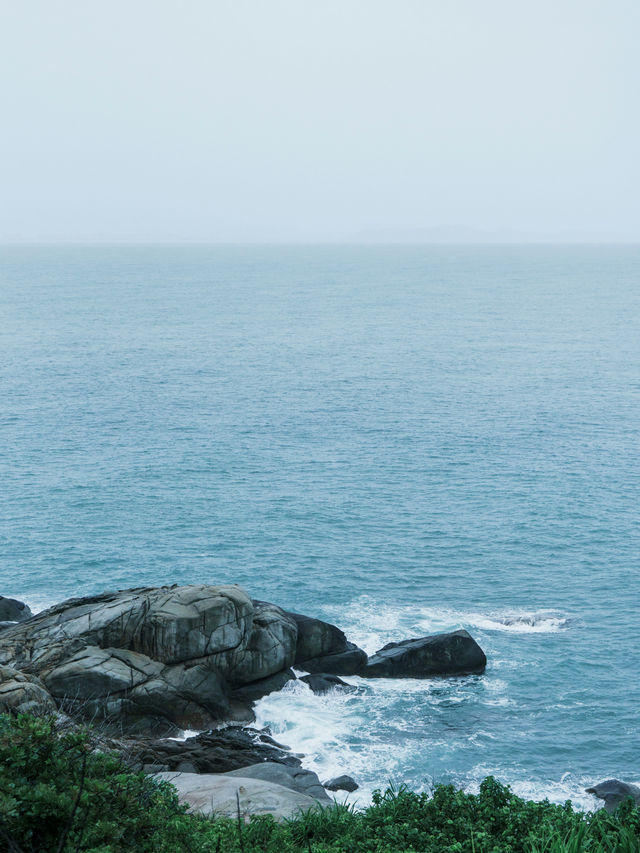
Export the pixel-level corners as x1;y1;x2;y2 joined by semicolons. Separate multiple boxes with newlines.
153;771;322;820
0;596;32;623
324;774;359;793
231;668;296;703
0;585;298;731
224;762;331;802
300;673;358;695
126;726;302;774
585;780;640;813
286;611;368;675
0;664;57;715
363;630;486;678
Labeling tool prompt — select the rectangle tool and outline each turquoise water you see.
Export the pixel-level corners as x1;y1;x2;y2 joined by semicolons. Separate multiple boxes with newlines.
1;245;639;806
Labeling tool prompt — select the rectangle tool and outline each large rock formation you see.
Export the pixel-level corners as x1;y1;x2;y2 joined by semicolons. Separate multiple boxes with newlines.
0;585;299;733
363;630;486;678
0;584;373;735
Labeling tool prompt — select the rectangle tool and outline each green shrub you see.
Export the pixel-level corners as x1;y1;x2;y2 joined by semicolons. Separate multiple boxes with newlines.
0;712;638;852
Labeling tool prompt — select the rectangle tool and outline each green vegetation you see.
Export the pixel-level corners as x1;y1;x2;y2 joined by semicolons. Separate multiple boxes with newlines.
0;713;638;852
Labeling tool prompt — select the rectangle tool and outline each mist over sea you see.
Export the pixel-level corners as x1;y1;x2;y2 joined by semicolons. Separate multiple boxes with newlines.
2;244;639;807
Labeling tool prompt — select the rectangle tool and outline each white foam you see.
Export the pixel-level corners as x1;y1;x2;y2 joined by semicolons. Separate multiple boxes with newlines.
254;679;416;806
320;597;573;654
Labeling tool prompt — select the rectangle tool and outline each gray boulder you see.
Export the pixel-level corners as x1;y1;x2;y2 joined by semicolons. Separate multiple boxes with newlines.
154;771;323;820
363;630;486;678
0;585;298;732
324;774;359;793
224;761;331;802
300;673;358;695
0;664;57;715
585;780;640;813
286;610;367;675
0;596;32;623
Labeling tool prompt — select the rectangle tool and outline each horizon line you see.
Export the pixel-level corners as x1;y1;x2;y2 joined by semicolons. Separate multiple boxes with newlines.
2;239;639;248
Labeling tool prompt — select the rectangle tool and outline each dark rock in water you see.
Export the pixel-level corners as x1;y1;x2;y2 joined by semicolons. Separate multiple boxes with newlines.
585;780;640;812
285;610;368;675
126;726;302;774
298;645;368;676
0;597;32;623
300;673;358;695
224;761;331;802
324;774;359;793
232;669;296;703
363;630;486;678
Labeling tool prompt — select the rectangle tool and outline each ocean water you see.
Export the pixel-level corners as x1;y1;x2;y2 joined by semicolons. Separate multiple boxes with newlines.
1;244;639;809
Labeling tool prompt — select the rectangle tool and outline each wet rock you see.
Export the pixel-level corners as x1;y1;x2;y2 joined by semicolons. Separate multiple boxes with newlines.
324;774;359;793
363;630;486;678
0;597;32;623
126;726;302;774
585;780;640;813
300;673;358;694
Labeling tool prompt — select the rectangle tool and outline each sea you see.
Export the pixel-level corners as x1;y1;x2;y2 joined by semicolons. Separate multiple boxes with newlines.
1;244;639;809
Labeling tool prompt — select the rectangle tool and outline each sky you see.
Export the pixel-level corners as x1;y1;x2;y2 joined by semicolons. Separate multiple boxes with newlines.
1;1;639;243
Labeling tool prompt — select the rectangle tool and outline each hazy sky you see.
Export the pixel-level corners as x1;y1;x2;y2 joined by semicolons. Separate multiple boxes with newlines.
1;1;639;242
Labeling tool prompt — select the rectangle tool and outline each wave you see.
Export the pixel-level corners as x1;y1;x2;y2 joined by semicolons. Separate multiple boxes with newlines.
254;679;604;811
320;597;573;655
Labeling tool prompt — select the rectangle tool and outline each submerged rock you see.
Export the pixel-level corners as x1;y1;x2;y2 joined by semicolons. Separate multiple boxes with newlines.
300;673;358;695
363;630;486;678
0;596;32;623
585;780;640;812
153;771;322;820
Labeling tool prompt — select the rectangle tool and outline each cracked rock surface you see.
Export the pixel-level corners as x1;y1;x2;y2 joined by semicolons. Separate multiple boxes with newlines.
0;585;300;733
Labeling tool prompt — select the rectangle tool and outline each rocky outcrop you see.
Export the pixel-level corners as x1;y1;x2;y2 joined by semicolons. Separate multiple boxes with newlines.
585;780;640;813
0;596;32;623
286;611;367;675
0;586;298;733
0;665;57;715
324;774;359;792
153;771;323;820
125;726;302;774
363;630;486;678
